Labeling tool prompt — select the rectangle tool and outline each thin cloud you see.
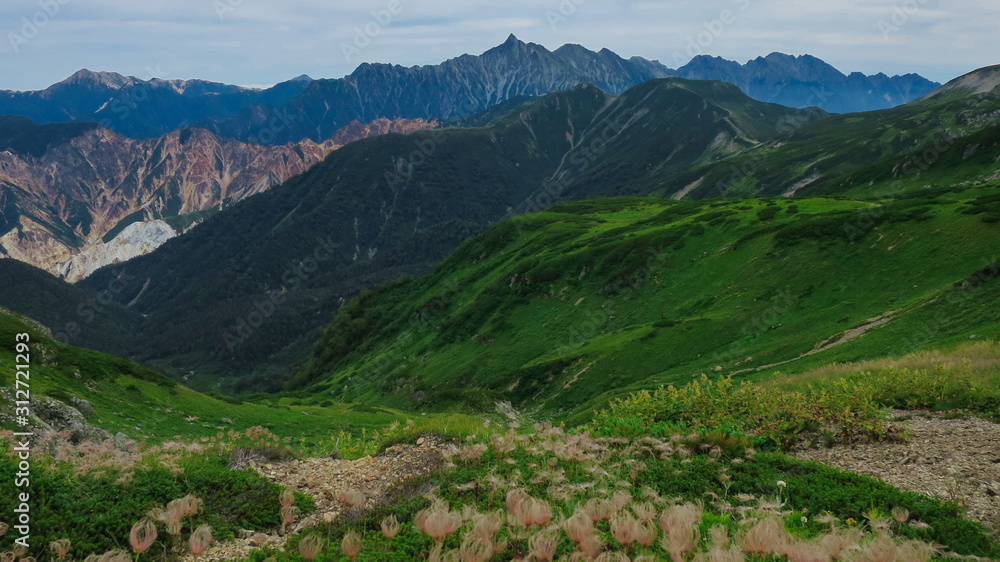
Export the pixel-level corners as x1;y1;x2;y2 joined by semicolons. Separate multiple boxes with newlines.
0;0;996;90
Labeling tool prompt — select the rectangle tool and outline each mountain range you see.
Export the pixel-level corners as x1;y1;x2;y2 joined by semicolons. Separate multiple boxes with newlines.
678;53;938;113
1;36;938;145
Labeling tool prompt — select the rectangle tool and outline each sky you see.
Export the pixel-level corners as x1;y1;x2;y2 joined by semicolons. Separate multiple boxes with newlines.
1;0;997;91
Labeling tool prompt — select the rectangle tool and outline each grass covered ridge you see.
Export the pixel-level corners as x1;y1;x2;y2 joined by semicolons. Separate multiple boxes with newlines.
292;186;1000;421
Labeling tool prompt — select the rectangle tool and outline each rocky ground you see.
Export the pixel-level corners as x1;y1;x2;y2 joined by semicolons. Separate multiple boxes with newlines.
793;411;1000;534
184;437;444;561
184;412;1000;560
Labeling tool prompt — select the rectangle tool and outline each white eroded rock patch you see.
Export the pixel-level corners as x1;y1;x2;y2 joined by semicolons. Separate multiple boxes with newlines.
55;220;178;282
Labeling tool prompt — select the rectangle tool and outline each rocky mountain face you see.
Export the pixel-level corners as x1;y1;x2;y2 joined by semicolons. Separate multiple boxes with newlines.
195;34;674;143
0;116;436;281
52;220;179;283
675;53;940;112
0;70;314;139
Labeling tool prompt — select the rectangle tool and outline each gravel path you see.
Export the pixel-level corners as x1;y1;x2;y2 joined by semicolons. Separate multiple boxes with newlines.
184;437;443;561
793;412;1000;534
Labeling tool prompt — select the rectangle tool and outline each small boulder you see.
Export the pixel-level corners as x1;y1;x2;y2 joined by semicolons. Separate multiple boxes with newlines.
32;397;86;430
112;432;135;450
68;421;111;444
71;397;95;418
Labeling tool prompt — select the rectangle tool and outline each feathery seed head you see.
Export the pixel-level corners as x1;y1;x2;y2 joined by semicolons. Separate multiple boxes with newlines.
340;531;362;559
297;535;324;561
381;515;401;539
189;525;212;558
739;517;787;556
49;539;72;560
129;518;157;555
892;507;910;524
527;530;560;562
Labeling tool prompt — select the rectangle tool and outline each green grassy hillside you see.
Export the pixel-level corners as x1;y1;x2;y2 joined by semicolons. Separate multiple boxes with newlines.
0;306;413;445
292;184;1000;420
670;65;1000;200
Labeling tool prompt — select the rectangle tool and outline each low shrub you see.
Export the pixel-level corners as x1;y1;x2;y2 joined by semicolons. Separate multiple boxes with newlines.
0;439;314;559
593;375;891;449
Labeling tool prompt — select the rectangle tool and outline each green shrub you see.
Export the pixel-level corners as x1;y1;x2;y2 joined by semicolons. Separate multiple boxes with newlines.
832;366;1000;420
594;375;890;449
757;206;781;221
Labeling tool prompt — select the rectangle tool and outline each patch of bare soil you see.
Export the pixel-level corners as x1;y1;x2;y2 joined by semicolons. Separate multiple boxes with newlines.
185;437;443;561
793;412;1000;534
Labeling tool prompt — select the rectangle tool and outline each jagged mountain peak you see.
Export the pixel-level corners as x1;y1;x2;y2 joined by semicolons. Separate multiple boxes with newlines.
57;68;137;89
751;52;840;73
480;33;553;59
760;52;821;62
5;39;944;142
